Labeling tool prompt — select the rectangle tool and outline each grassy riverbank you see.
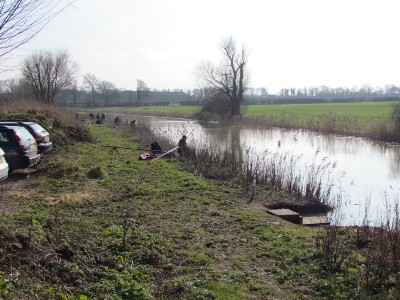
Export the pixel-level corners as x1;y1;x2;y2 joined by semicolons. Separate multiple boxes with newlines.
0;103;399;299
0;122;325;299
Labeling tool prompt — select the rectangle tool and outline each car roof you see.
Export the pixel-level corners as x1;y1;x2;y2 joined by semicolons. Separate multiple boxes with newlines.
0;124;19;129
0;121;36;125
0;124;30;131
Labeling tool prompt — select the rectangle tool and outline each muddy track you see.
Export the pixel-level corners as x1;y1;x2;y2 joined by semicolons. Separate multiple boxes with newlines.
0;168;40;216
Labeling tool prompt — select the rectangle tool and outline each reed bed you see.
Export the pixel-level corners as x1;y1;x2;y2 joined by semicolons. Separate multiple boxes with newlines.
230;112;399;143
316;191;400;297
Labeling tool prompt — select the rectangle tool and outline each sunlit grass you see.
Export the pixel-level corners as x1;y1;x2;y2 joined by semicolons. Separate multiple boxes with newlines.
96;105;200;117
244;101;393;118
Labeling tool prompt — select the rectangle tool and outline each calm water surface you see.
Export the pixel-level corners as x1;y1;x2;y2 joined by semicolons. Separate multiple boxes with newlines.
115;113;400;225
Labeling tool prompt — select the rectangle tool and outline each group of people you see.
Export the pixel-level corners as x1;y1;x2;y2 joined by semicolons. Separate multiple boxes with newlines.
96;112;106;124
87;112;106;124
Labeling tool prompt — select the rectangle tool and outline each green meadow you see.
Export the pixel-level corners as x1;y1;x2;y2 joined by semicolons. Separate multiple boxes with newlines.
98;101;394;120
244;101;392;119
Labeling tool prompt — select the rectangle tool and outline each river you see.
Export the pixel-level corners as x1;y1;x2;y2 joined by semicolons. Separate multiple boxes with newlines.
111;113;400;226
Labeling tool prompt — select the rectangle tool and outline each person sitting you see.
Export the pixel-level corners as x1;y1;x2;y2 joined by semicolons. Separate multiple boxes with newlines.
177;135;189;157
114;116;120;125
150;141;162;155
129;120;136;128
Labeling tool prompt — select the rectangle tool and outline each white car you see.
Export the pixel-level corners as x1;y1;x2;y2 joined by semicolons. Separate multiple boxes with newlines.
0;147;8;181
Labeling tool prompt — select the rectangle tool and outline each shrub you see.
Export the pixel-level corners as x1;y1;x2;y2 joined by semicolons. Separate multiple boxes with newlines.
87;166;104;179
195;91;232;121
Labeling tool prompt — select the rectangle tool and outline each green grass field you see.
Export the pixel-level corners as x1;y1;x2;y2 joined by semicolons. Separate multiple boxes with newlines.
98;105;200;117
98;101;395;120
244;101;393;119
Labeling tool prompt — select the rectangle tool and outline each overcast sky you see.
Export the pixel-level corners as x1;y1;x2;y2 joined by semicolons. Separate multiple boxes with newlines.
1;0;400;94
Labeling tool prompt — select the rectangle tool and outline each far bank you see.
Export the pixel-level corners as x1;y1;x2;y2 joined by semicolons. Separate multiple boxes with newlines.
91;100;400;143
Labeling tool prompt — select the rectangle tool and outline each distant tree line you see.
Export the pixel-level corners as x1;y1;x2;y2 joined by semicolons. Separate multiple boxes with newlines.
246;84;400;103
2;76;400;107
0;47;399;107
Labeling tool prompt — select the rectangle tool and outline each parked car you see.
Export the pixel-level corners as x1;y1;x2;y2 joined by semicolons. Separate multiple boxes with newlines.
0;121;52;153
0;147;8;181
0;125;41;171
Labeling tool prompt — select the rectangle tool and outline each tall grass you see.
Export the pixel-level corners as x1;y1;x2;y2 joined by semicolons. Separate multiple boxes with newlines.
0;99;93;145
233;112;399;143
317;192;400;297
0;100;76;126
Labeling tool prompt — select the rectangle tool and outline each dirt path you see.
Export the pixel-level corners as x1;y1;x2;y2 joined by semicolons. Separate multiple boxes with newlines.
0;169;40;216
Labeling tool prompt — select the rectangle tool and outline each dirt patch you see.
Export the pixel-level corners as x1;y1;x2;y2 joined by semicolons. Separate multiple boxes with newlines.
43;191;97;204
4;184;101;205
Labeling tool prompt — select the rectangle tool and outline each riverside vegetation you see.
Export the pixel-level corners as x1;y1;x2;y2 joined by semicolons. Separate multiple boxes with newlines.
0;101;399;299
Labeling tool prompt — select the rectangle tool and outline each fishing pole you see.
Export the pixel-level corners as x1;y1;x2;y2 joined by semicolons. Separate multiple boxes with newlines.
152;146;179;160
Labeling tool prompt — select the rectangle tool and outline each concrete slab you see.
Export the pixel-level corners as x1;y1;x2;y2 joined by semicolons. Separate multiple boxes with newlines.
267;208;300;223
300;216;330;226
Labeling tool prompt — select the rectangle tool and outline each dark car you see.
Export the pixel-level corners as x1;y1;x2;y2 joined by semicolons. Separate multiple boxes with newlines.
0;125;41;171
0;121;52;153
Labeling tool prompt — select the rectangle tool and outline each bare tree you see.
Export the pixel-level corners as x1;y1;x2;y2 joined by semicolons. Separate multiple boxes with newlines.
0;77;30;100
0;0;72;69
98;80;116;104
22;49;76;104
83;73;99;106
137;79;150;106
197;36;248;117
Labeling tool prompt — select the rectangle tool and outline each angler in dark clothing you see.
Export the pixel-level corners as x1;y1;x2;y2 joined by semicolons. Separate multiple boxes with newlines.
151;141;162;155
178;135;188;157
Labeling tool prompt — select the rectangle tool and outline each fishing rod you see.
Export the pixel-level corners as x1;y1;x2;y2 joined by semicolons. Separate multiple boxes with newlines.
152;146;179;160
102;145;151;152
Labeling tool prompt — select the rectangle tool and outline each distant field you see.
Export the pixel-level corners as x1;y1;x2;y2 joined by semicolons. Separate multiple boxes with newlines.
244;101;393;119
99;101;395;120
98;105;199;117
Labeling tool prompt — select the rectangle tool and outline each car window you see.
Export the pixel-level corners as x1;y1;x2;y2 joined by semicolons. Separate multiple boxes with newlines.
15;127;34;141
0;131;10;142
30;124;47;133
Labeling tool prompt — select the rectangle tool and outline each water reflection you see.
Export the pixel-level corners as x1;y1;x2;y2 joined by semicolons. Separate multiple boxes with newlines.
114;113;400;225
